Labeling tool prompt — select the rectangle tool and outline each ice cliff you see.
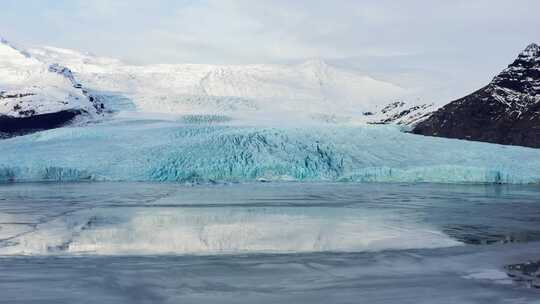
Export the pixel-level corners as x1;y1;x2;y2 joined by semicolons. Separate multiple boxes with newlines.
1;119;539;184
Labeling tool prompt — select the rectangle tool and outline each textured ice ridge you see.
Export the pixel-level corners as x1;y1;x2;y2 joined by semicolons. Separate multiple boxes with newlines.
1;121;540;184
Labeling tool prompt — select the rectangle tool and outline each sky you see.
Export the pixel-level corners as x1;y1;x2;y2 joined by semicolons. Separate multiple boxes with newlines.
1;0;539;102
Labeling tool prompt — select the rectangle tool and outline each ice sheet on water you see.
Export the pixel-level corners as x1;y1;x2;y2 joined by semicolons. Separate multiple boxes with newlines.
1;120;540;184
0;206;461;255
2;235;540;302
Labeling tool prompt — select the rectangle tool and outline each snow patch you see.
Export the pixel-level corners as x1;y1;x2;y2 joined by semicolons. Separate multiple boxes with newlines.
463;269;513;285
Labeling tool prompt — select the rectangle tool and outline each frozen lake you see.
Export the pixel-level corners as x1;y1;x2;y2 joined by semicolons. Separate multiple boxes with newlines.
1;182;539;303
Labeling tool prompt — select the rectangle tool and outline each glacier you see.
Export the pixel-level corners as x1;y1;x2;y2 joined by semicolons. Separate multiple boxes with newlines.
6;36;537;185
1;117;540;184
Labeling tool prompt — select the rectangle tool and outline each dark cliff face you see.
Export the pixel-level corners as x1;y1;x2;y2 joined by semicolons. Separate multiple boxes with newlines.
413;43;540;148
0;110;83;139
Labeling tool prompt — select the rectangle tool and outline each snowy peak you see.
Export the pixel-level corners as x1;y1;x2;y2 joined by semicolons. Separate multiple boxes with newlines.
0;37;35;66
29;46;123;70
2;37;425;128
0;37;102;127
518;43;540;61
413;43;540;148
0;36;18;50
27;48;409;119
491;42;540;99
500;42;540;74
0;37;30;58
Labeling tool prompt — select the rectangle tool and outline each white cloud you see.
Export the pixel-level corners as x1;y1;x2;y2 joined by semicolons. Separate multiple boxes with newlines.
2;0;538;64
0;0;539;100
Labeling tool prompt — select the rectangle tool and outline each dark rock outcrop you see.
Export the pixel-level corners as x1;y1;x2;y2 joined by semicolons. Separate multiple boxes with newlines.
377;101;434;125
413;43;540;148
0;110;83;139
365;101;434;125
505;260;540;288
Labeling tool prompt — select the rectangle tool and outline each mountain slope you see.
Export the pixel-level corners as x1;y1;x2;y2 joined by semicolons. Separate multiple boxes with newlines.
1;37;432;137
28;46;428;123
413;43;540;148
0;38;101;137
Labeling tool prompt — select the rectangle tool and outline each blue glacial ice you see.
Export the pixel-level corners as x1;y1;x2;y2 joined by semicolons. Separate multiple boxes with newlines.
1;119;540;184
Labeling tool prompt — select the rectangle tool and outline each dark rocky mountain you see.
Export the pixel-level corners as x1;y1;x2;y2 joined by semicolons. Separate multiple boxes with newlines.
413;43;540;148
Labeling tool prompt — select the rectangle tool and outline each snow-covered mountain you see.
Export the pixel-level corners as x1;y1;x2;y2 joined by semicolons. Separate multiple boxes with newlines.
414;43;540;148
1;37;436;138
26;44;432;124
0;38;102;117
0;38;105;137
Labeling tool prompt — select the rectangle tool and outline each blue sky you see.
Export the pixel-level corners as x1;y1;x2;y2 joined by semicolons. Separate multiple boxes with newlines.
1;0;539;100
